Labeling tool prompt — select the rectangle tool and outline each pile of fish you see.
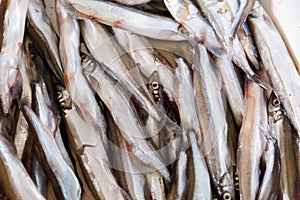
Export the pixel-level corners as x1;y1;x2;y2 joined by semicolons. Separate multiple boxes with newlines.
0;0;300;199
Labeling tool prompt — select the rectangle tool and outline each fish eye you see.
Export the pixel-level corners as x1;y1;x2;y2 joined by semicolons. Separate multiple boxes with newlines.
151;82;159;90
81;54;88;62
272;99;281;107
223;192;232;200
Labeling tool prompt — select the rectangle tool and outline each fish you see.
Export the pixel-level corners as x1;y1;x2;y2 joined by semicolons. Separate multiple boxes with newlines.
167;151;187;200
22;105;82;199
259;0;300;74
61;93;131;200
13;40;33;161
81;21;179;156
173;58;211;198
68;0;186;41
236;23;260;71
256;135;280;200
186;129;212;200
82;56;170;180
32;82;73;170
230;0;256;38
211;52;244;127
27;0;64;84
222;0;261;70
106;111;146;200
194;0;232;48
0;0;29;114
56;0;108;145
163;0;222;49
248;2;300;137
0;133;45;200
173;57;199;140
237;79;267;200
195;0;262;78
80;20;161;123
112;27;176;102
194;44;234;199
268;92;300;199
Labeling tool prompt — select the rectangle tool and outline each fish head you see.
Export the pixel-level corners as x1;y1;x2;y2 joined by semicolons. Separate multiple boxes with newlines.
267;91;283;123
217;172;235;200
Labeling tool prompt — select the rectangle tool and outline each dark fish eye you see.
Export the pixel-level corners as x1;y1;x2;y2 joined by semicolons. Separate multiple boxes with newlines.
272;99;281;107
223;192;231;200
81;54;88;62
151;81;159;90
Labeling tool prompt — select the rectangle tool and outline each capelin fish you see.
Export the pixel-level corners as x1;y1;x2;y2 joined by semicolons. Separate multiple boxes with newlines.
173;57;199;138
221;0;260;70
194;0;233;48
236;23;260;71
27;0;64;85
194;44;234;200
230;0;255;38
186;129;212;200
33;82;74;170
68;0;186;41
173;58;211;199
268;93;300;199
112;27;181;148
163;0;222;49
237;79;267;200
248;2;300;136
20;37;33;107
81;20;179;150
0;0;29;114
112;27;176;102
61;100;130;200
12;40;33;161
56;0;108;144
167;151;187;200
259;0;300;74
195;0;264;85
82;57;170;181
0;134;45;200
106;111;146;200
22;105;82;200
80;20;161;122
256;135;280;200
211;52;244;127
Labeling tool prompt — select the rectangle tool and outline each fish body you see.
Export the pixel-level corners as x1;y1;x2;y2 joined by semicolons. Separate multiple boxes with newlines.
194;45;234;199
0;134;45;200
249;3;300;136
237;79;266;200
56;0;107;143
69;0;186;41
230;0;256;38
23;105;82;200
0;0;29;113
